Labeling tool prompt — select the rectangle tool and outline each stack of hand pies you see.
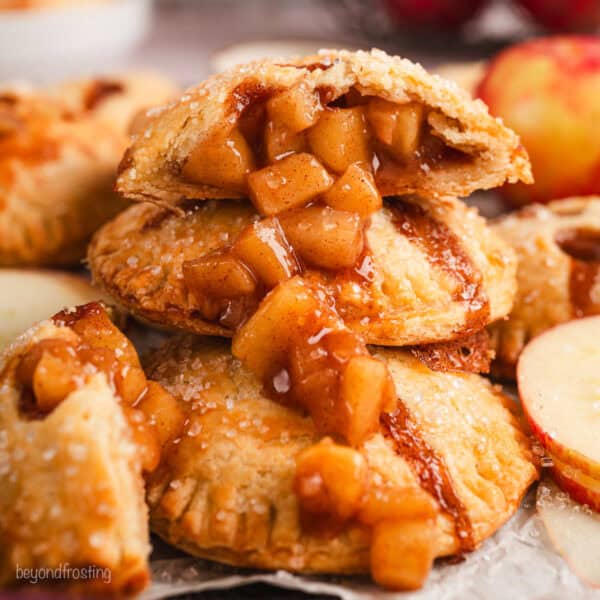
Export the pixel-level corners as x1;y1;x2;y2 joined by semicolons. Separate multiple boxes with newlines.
0;50;541;594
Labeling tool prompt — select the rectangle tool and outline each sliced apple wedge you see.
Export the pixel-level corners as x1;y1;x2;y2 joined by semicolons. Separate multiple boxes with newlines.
537;477;600;588
0;269;108;350
518;316;600;480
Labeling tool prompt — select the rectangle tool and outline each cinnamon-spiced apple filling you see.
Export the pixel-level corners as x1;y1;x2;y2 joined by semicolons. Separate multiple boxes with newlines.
10;302;183;473
181;84;468;204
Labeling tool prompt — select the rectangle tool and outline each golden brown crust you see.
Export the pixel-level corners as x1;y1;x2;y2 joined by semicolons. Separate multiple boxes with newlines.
116;49;531;206
0;90;129;266
0;74;177;267
489;196;600;379
88;196;517;346
0;319;150;593
144;336;538;574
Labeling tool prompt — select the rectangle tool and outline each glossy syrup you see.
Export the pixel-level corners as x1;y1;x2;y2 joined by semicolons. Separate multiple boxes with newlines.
381;408;475;551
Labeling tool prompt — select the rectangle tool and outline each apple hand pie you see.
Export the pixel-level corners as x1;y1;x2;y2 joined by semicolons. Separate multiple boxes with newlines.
49;72;178;136
88;195;516;346
0;302;181;594
143;335;538;591
489;196;600;379
116;49;531;208
0;74;176;267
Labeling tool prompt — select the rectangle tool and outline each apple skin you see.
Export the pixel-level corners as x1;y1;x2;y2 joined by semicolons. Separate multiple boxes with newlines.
552;462;600;513
523;410;600;480
517;0;600;33
517;316;600;480
477;36;600;207
550;452;600;512
381;0;488;29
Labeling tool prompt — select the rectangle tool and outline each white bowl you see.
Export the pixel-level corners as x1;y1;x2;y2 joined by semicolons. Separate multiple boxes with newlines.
0;0;152;83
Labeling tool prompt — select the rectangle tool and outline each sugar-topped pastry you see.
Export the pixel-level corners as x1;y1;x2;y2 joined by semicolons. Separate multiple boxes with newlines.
116;49;531;208
489;196;600;378
89;195;516;347
0;302;182;593
0;74;176;267
144;336;538;590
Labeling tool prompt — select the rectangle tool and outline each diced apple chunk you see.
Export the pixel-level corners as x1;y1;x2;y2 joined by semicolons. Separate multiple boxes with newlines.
247;152;333;216
264;120;307;162
339;355;395;446
266;84;322;133
32;350;79;412
233;218;301;288
182;127;255;192
278;205;364;270
308;107;372;173
294;438;368;520
322;163;382;216
137;381;185;447
232;277;318;378
182;252;257;298
366;99;424;162
359;486;437;525
370;519;436;590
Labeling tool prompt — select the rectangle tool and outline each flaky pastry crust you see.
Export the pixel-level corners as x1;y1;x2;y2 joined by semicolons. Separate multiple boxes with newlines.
88;196;517;346
489;196;600;379
0;318;150;593
144;336;537;575
116;49;531;206
0;74;176;267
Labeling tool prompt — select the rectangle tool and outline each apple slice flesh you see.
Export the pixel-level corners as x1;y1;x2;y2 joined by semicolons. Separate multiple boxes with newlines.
0;270;108;350
537;477;600;588
517;316;600;479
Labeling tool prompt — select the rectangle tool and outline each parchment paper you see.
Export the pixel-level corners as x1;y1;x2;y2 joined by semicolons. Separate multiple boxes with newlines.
142;490;600;600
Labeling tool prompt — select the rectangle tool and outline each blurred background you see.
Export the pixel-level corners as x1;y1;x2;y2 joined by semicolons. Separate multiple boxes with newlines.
1;0;598;84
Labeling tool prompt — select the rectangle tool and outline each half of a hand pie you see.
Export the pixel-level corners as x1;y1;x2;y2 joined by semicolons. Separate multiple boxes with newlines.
116;49;531;207
489;196;600;379
144;336;538;590
88;195;516;346
0;302;181;593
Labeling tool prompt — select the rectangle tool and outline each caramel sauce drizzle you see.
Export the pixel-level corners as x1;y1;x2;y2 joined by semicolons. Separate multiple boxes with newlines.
83;80;125;111
381;408;475;551
409;329;491;374
555;228;600;318
388;198;490;333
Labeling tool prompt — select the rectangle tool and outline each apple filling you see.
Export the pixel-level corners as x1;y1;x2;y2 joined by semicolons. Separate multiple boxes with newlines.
294;438;438;590
14;303;184;473
232;277;396;446
182;84;468;210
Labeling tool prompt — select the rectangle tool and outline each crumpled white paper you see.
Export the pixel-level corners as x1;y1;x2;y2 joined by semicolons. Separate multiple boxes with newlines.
141;490;600;600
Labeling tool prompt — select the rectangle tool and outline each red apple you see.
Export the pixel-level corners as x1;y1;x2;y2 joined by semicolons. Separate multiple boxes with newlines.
381;0;488;29
537;477;600;587
478;36;600;206
517;316;600;479
517;0;600;33
551;453;600;512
